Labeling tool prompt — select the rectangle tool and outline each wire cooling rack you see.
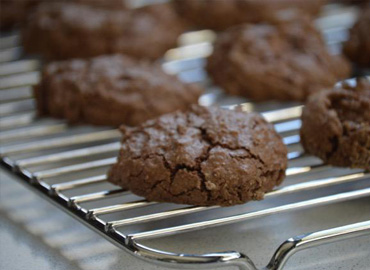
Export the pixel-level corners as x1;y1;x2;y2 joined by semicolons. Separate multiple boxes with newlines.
0;3;369;270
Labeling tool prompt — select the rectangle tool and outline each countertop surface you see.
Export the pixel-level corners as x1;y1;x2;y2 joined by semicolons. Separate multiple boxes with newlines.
1;168;370;270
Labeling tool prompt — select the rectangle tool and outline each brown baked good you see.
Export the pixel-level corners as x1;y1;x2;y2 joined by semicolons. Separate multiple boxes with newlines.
22;2;184;60
172;0;326;31
108;105;287;206
343;6;370;67
0;0;39;30
207;19;351;101
0;0;127;30
72;0;127;9
34;54;202;126
300;77;370;170
335;0;370;5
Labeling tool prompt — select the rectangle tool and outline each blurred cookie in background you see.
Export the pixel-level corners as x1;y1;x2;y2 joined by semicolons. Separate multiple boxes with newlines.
0;0;40;30
207;17;350;101
343;6;370;68
34;54;202;126
334;0;369;5
73;0;127;9
172;0;326;31
0;0;127;30
21;2;185;60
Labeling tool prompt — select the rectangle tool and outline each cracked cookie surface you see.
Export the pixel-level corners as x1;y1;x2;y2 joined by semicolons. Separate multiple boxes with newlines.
34;54;202;126
207;18;350;101
300;78;370;170
108;105;287;206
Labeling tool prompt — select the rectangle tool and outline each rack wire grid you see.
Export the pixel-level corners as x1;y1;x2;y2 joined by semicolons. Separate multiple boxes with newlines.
0;3;369;270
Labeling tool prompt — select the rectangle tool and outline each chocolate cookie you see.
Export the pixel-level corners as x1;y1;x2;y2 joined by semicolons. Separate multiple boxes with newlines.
22;2;184;60
72;0;127;9
0;0;39;30
34;55;202;126
0;0;127;30
108;105;287;206
343;7;370;67
337;0;369;5
300;77;370;170
207;18;351;101
172;0;326;30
